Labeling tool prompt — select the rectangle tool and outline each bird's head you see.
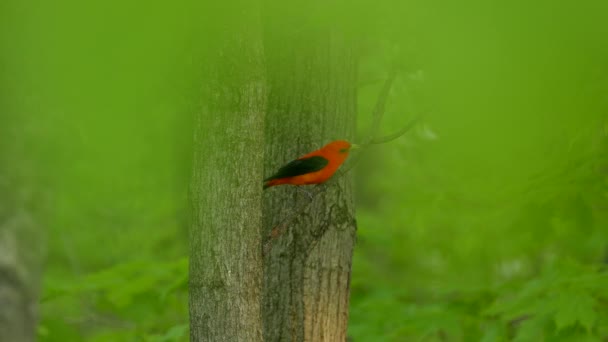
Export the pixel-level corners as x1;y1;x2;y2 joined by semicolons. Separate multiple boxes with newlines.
326;140;360;154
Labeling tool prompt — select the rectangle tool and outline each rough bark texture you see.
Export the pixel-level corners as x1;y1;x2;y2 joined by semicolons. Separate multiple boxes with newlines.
189;4;266;342
262;27;358;342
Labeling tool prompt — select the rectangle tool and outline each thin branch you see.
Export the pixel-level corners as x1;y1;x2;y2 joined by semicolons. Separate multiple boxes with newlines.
340;114;421;175
368;114;422;145
365;70;397;145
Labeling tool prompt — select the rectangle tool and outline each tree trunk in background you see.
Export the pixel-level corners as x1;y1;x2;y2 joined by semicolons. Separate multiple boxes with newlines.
188;3;266;341
1;6;44;334
0;116;43;342
0;204;38;342
262;26;358;341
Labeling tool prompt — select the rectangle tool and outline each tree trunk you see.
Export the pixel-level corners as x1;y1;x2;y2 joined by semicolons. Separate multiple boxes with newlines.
0;208;38;342
188;3;266;341
0;114;43;342
1;7;44;334
262;26;358;342
189;4;357;341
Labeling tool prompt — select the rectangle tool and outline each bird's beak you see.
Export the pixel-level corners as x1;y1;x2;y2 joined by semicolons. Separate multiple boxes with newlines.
350;144;361;150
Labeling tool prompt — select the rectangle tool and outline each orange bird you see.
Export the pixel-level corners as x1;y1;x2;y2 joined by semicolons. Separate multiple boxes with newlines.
263;140;359;189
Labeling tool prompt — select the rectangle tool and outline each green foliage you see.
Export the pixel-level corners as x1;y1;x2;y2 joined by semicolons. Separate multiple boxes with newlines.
39;251;188;341
40;258;188;342
485;260;607;340
3;0;607;340
348;2;608;339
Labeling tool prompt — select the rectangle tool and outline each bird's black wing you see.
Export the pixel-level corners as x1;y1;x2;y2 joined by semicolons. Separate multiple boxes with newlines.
264;156;329;182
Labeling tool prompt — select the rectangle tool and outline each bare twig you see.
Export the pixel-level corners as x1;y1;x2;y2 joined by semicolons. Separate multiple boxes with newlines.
340;114;420;175
368;114;422;145
365;71;397;145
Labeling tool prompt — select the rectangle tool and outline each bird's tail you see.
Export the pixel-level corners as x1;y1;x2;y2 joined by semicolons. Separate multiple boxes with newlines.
263;179;281;189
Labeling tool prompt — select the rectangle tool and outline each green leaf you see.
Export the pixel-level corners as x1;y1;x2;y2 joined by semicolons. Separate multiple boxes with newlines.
553;290;596;333
479;321;506;342
146;324;188;342
484;277;552;320
514;315;550;342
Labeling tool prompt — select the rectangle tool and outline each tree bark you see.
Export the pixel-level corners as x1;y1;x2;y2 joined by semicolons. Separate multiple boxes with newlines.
188;3;266;342
0;113;43;342
262;26;358;342
189;4;357;341
0;208;38;342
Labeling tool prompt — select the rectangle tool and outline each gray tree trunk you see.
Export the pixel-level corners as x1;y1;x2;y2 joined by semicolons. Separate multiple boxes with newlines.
189;5;357;342
0;115;43;342
0;208;38;342
188;3;267;342
262;27;358;342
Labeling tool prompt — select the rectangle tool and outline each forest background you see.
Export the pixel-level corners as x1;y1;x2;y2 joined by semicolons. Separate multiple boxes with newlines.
2;0;608;340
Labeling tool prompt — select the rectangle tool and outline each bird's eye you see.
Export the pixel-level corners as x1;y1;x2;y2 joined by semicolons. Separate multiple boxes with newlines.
339;148;348;153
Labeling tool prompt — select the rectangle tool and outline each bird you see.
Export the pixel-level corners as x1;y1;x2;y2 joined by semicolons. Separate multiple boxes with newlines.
263;140;359;189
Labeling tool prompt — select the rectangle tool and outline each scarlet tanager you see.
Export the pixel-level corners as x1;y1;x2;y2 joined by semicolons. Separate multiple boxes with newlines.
263;140;359;189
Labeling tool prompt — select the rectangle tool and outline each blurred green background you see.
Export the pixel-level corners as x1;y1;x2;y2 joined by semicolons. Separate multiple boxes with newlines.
2;0;608;340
